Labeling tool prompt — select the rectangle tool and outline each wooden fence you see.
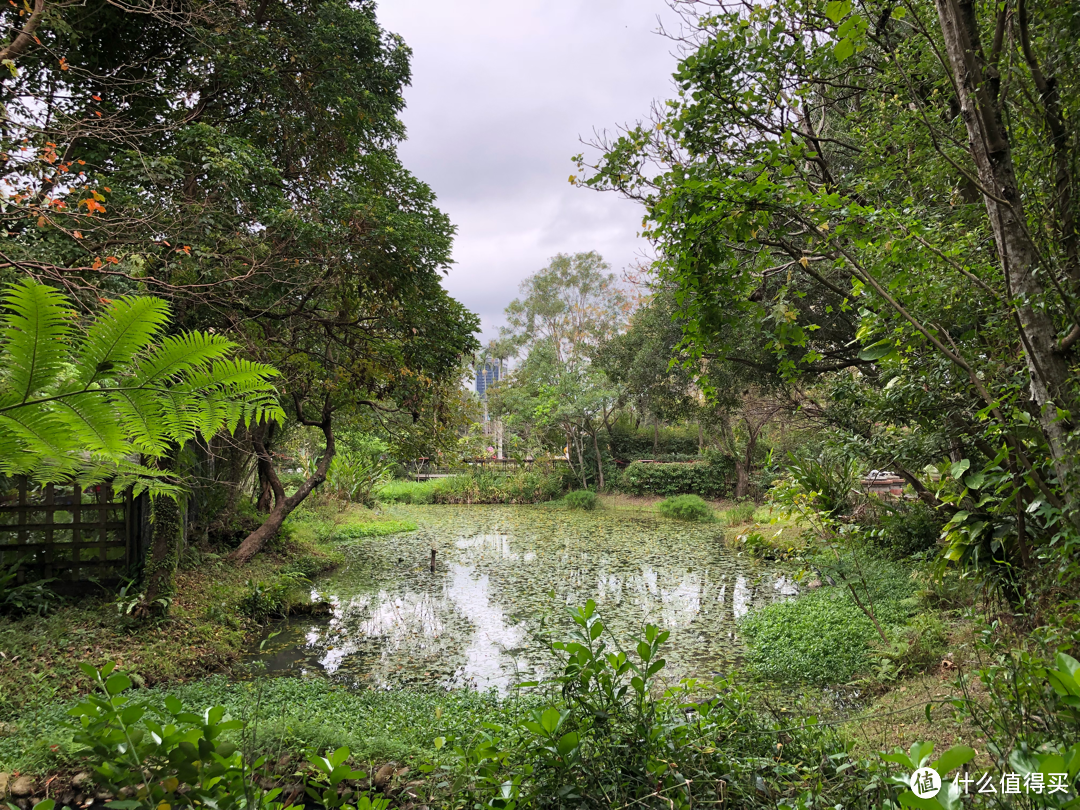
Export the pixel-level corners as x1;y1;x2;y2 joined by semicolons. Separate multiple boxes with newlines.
0;479;133;583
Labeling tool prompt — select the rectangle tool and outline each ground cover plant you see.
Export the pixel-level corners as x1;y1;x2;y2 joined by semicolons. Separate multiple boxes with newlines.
738;555;920;684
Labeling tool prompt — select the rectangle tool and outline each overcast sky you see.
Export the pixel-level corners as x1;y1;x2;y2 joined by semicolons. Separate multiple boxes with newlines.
376;1;685;345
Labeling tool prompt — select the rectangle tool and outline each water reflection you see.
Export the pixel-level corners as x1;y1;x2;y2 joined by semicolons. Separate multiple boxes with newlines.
251;506;796;690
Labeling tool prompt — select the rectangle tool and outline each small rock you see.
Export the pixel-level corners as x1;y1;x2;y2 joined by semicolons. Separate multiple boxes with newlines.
58;792;75;807
0;773;9;799
93;789;113;801
374;764;395;789
71;773;91;790
14;799;29;810
10;776;34;798
806;579;822;589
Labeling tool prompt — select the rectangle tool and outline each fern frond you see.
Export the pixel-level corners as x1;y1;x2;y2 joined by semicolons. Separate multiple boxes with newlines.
133;332;237;386
50;390;130;455
0;279;73;402
76;296;171;386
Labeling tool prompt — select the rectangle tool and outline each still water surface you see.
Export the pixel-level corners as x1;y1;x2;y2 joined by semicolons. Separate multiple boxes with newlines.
251;505;797;690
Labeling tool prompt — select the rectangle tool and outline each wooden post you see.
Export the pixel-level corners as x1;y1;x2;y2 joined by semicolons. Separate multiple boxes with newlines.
43;483;54;579
72;484;82;581
430;546;436;572
16;478;27;583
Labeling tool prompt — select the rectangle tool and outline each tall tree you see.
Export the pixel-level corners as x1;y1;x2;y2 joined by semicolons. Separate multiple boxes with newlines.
495;252;629;487
583;0;1080;570
0;0;480;560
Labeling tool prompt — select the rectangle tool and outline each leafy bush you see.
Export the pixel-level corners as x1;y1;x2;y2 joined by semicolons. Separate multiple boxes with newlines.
607;423;701;458
433;600;885;809
779;452;862;516
875;501;942;558
723;500;756;526
562;490;598;510
0;560;59;617
618;460;731;497
323;448;391;507
656;494;714;522
377;472;563;505
67;662;388;810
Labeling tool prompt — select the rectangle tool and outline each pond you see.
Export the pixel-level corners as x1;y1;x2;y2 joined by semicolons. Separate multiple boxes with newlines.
250;505;798;691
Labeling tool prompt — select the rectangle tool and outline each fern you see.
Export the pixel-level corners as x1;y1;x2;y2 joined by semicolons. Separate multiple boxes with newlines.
0;279;285;496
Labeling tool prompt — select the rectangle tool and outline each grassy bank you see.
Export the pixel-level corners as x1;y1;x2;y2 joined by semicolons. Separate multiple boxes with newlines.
0;502;414;728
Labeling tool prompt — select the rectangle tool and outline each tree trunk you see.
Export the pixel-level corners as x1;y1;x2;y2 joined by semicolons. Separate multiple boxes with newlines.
734;462;749;500
255;422;277;512
230;405;336;565
575;430;589;488
652;418;659;454
735;427;760;500
591;426;605;490
140;495;183;614
935;0;1079;493
698;421;704;455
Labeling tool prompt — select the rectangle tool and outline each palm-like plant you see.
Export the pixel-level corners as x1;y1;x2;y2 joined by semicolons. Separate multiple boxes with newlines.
0;279;284;495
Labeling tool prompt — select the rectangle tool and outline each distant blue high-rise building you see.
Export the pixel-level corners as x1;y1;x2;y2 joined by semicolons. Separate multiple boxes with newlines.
475;359;502;397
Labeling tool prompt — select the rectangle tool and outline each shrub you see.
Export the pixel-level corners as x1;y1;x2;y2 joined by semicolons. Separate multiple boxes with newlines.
781;451;862;515
618;460;731;497
67;663;388;810
656;494;714;522
563;490;598;510
429;470;564;504
876;501;942;558
607;423;701;458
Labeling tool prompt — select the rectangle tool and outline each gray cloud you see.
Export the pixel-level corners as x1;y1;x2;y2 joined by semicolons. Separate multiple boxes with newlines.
377;0;683;342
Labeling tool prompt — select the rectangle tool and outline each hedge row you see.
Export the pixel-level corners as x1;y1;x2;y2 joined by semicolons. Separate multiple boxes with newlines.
616;460;732;497
608;428;700;459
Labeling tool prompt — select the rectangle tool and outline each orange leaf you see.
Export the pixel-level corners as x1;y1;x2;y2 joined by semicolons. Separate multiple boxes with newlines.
73;231;83;239
91;258;103;269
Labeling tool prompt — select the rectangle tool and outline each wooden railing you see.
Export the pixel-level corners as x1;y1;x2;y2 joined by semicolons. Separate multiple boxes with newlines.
0;479;132;582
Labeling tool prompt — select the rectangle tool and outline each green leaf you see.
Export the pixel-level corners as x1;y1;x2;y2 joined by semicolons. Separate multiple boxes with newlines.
858;339;892;360
540;707;561;734
949;459;970;479
825;0;852;23
932;745;975;776
556;732;580;759
105;673;131;696
834;37;855;62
